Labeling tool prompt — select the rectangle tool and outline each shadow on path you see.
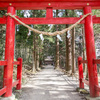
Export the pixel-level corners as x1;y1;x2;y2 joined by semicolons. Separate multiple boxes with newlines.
19;65;84;100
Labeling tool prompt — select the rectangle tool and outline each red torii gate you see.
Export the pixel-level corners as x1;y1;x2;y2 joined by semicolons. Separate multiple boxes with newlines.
0;0;100;99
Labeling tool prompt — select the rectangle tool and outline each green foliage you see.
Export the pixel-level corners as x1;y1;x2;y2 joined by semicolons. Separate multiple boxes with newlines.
14;9;100;65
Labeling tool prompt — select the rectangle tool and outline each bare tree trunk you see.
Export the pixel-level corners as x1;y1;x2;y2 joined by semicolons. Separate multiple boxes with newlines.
65;10;72;73
39;42;43;68
25;47;26;62
55;10;60;69
55;36;60;69
66;26;71;72
35;51;37;71
26;47;29;63
85;68;88;80
32;32;36;73
72;27;76;73
28;46;31;63
35;35;40;71
82;27;88;79
36;45;40;71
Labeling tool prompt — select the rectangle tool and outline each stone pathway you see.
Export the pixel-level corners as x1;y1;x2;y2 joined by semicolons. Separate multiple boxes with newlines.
19;65;85;100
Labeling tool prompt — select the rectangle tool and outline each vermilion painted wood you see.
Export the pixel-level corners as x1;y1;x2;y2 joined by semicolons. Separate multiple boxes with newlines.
84;6;99;97
93;17;100;24
0;17;6;24
0;2;100;10
16;17;84;24
0;87;6;96
0;61;7;66
12;80;19;87
11;17;100;24
1;0;100;2
46;7;53;18
93;59;100;64
1;17;100;24
0;17;84;24
82;78;89;86
3;6;15;97
16;58;22;90
13;61;20;65
78;57;84;89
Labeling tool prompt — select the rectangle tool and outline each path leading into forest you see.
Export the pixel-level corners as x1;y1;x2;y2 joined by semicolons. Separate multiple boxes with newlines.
19;65;85;100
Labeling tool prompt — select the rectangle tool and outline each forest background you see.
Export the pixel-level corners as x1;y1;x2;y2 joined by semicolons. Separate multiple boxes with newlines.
0;9;100;86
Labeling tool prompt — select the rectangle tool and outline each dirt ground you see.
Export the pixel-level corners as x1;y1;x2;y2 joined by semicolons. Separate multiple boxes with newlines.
17;65;88;100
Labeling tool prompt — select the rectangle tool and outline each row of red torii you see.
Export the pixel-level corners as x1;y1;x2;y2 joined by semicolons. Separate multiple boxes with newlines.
0;0;100;99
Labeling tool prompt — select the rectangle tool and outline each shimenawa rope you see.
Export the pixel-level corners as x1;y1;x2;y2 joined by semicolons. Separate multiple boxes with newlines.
6;13;92;36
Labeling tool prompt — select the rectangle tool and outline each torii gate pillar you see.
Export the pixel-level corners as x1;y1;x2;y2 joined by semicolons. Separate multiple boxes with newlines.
84;6;99;97
3;6;15;97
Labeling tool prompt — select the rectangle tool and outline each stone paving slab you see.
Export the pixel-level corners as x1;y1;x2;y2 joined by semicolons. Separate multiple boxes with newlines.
19;65;85;100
